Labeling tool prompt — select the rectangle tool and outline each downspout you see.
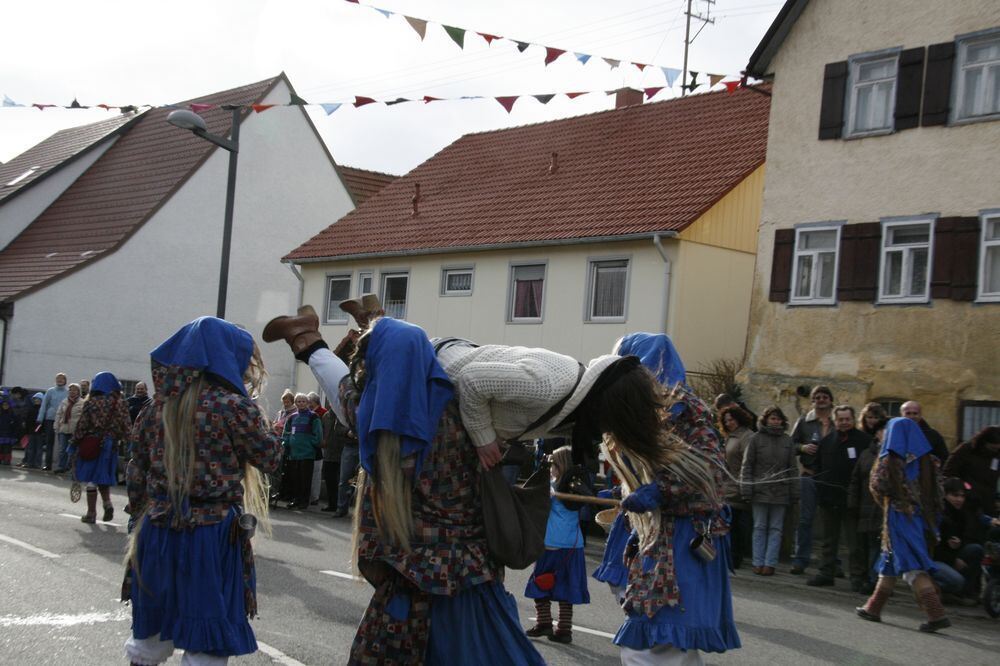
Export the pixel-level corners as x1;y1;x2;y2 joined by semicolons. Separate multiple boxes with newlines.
0;315;8;386
286;262;305;390
653;233;676;336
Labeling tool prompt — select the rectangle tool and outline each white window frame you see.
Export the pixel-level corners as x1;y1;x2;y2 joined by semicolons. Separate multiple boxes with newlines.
440;265;474;297
585;256;630;323
789;223;843;306
357;270;374;296
844;48;901;138
977;209;1000;302
952;28;1000;124
507;261;547;324
877;215;936;305
324;273;352;324
380;270;410;320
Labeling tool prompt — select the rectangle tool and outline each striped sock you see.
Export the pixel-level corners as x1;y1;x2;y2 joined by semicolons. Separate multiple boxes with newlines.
534;599;552;627
557;602;573;633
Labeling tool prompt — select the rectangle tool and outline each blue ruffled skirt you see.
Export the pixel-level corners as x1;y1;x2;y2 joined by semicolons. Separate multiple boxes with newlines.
524;547;590;604
130;507;256;657
614;517;741;653
593;511;630;588
876;507;937;576
75;436;117;486
427;581;545;665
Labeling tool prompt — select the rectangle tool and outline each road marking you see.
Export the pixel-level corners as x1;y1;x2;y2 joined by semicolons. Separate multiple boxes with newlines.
58;513;122;527
530;616;615;639
0;608;129;627
320;569;362;581
0;533;60;558
258;640;309;666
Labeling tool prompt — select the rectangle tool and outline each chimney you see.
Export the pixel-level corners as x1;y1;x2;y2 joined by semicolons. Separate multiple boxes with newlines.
614;87;644;108
411;183;421;217
548;152;558;175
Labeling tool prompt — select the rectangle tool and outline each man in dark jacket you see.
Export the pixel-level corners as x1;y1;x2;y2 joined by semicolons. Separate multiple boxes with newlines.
901;401;949;465
126;382;151;423
790;385;837;575
943;426;1000;516
808;405;871;588
847;423;885;594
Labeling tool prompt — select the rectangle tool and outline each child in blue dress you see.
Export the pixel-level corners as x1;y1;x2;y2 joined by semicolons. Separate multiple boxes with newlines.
525;445;590;644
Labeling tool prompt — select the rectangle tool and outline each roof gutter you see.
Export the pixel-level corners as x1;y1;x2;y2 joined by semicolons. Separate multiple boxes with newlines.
283;230;681;264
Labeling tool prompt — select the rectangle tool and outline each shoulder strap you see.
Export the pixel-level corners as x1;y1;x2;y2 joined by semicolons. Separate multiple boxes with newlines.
514;363;585;440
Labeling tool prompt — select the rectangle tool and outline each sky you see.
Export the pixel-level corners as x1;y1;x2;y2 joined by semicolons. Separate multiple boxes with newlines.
0;0;782;175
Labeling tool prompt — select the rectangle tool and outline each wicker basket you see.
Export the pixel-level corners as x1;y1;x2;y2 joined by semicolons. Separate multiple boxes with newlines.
595;508;618;534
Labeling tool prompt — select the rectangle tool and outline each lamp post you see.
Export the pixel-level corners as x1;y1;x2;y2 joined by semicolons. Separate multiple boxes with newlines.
166;105;241;319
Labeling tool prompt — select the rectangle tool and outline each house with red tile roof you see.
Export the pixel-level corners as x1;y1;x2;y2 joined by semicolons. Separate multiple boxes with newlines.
0;74;394;406
285;86;771;387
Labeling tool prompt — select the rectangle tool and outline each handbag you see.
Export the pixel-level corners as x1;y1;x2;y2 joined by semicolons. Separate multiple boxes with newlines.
690;519;717;563
480;465;550;569
532;523;580;591
77;434;103;461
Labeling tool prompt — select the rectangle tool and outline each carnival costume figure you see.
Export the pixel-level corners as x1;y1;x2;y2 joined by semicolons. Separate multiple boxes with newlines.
123;317;282;665
856;417;950;632
71;371;131;523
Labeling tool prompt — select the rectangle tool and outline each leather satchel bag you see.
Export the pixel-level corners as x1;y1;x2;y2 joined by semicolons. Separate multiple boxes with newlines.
480;465;550;569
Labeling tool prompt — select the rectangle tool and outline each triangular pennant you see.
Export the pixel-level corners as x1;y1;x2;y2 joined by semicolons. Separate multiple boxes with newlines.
190;103;214;113
443;25;466;49
373;8;392;18
289;92;309;106
723;80;741;95
634;62;648;72
544;47;566;66
575;53;591;65
603;57;620;68
422;95;442;103
251;104;275;113
345;0;359;3
709;73;725;88
32;103;55;110
515;41;530;53
69;98;87;109
478;32;501;44
687;71;700;91
565;92;587;99
405;16;427;40
660;67;682;87
96;103;114;110
386;98;410;106
533;94;555;105
644;86;664;100
354;96;377;108
3;95;24;107
495;96;518;113
320;103;342;115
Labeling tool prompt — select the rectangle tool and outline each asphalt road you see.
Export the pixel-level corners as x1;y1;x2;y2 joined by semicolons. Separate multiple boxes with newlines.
2;465;998;665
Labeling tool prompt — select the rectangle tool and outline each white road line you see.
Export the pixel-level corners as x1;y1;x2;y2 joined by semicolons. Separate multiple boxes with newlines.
530;616;616;639
0;533;60;559
258;640;309;666
0;608;129;627
320;569;362;581
58;512;122;527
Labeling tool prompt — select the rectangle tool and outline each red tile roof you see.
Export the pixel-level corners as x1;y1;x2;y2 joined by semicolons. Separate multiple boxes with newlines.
337;165;397;205
287;86;771;262
0;76;283;302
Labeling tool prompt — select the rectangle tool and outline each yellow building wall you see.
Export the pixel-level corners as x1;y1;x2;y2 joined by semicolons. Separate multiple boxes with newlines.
678;164;765;254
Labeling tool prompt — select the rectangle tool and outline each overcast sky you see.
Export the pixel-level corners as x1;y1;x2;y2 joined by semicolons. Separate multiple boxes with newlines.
0;0;781;174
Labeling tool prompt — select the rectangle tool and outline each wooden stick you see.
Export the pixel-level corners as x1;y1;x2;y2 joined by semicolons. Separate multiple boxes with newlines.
552;492;621;507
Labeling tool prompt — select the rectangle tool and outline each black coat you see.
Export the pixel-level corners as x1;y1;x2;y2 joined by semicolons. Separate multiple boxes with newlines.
847;439;882;532
943;441;999;516
933;501;988;565
919;420;949;465
814;428;870;508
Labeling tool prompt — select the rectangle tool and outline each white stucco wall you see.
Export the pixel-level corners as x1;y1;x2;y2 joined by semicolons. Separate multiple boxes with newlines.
4;80;355;413
0;136;120;250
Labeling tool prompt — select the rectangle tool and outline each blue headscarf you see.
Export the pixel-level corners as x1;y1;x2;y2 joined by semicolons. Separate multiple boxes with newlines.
616;333;687;388
150;316;254;396
90;371;122;394
32;392;44;401
880;417;932;481
356;318;454;476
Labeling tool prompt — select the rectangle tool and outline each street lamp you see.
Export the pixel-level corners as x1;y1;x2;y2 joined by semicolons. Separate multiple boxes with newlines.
166;105;240;319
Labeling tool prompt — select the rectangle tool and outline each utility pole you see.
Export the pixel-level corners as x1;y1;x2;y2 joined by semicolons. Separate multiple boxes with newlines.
682;0;716;96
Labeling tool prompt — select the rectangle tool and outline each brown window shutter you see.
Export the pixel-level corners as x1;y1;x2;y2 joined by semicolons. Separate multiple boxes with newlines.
894;47;925;130
931;216;980;300
818;61;849;140
838;222;881;301
769;228;795;302
921;42;955;126
931;217;959;299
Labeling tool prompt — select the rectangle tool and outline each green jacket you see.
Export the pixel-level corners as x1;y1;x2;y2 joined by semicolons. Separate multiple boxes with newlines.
282;409;323;460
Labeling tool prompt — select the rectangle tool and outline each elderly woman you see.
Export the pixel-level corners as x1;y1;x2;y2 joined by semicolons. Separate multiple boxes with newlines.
71;372;130;523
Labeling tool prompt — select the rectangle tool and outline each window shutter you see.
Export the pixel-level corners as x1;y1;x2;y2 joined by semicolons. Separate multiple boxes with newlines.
837;222;881;301
769;229;795;302
931;216;980;300
921;42;955;126
818;61;849;140
894;47;925;130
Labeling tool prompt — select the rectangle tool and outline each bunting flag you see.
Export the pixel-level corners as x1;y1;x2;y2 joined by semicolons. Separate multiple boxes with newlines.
635;63;648;72
515;41;530;53
533;94;555;105
289;92;309;106
723;81;741;95
496;96;518;113
373;8;391;18
405;16;427;40
190;103;213;113
251;104;275;113
603;57;620;68
661;67;681;87
443;25;465;48
708;73;725;88
544;47;566;66
354;96;376;107
575;53;591;65
479;32;501;44
320;102;342;115
3;94;24;107
422;95;441;103
686;71;701;92
644;86;664;100
32;103;56;110
565;92;587;99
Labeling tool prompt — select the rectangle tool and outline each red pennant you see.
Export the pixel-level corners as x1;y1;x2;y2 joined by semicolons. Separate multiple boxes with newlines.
422;96;442;103
634;62;648;72
32;103;55;110
478;32;501;44
190;103;214;113
565;92;587;99
544;47;566;66
724;80;741;95
495;96;518;113
345;0;359;3
643;86;664;100
251;104;275;113
96;103;114;110
354;96;377;107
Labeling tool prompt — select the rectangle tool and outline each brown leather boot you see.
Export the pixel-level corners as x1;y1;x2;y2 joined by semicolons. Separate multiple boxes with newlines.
263;305;323;356
912;574;950;632
856;576;895;621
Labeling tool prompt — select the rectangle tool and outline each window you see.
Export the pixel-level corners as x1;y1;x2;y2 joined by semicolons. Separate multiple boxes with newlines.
586;259;629;321
875;398;905;418
845;52;899;137
357;270;374;296
441;267;474;296
509;263;545;322
954;32;1000;122
120;380;139;397
381;272;409;319
878;218;934;303
978;212;1000;302
959;401;1000;441
790;226;841;304
325;274;352;323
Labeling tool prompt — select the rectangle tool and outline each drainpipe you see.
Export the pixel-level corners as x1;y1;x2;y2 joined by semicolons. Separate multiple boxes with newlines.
286;262;305;390
652;233;676;336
